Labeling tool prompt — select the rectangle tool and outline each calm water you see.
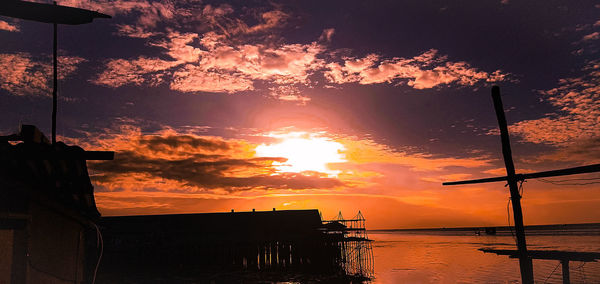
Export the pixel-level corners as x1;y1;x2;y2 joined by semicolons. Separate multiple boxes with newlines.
369;227;600;283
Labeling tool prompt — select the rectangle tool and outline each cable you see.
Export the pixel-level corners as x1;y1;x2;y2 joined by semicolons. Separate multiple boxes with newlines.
576;262;586;284
26;227;85;283
543;262;561;284
518;180;525;197
538;178;600;186
545;177;600;182
507;198;516;242
91;222;104;284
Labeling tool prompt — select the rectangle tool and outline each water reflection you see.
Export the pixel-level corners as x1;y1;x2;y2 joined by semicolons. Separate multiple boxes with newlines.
370;229;600;283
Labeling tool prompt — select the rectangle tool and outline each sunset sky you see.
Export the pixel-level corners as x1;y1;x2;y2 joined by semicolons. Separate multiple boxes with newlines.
1;0;600;229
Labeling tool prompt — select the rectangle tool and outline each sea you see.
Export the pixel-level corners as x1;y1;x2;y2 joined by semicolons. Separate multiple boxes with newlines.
368;223;600;283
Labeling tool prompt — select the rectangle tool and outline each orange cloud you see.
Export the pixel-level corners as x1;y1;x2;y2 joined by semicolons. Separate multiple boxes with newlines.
57;123;600;227
510;59;600;145
339;136;491;171
325;49;510;89
268;86;311;105
58;0;175;37
93;29;326;94
93;57;179;87
582;31;599;41
319;28;335;42
67;126;345;194
0;20;19;32
0;53;85;96
170;64;254;93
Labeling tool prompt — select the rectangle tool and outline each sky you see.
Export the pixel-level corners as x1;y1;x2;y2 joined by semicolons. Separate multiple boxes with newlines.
1;0;600;229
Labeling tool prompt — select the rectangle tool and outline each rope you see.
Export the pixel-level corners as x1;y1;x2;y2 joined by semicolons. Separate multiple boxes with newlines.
543;262;561;284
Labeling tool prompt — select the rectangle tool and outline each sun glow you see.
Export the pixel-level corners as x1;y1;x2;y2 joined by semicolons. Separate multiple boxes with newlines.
255;132;346;176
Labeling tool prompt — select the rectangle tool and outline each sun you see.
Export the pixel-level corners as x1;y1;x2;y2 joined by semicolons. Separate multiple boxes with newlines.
255;132;346;176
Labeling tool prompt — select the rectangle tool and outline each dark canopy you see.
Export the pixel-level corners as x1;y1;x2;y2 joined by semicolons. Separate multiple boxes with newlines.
0;0;110;25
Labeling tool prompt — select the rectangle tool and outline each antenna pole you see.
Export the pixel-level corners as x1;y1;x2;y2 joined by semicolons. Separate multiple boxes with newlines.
492;86;534;283
52;1;57;145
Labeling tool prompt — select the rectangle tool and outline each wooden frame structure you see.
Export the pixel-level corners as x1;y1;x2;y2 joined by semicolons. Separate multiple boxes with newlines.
443;86;600;283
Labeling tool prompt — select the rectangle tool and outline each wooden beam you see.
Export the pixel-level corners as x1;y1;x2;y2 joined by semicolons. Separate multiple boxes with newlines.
443;163;600;186
443;176;508;185
479;248;600;262
561;260;570;284
492;86;534;283
1;150;114;160
522;164;600;180
441;86;600;283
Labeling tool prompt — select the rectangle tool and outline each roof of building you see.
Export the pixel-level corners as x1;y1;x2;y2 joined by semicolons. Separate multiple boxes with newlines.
100;209;324;241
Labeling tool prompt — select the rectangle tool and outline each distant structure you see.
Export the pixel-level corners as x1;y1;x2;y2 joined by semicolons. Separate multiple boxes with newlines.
0;125;113;284
98;209;374;281
321;211;374;278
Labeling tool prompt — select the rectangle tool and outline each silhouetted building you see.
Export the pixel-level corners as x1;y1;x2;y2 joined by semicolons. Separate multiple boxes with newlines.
100;210;331;276
0;125;111;284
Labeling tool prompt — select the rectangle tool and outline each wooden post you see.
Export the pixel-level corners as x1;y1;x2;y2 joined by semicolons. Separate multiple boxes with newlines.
491;86;534;283
561;260;570;284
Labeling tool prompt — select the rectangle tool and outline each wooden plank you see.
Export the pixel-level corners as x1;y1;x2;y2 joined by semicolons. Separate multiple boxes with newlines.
442;176;508;185
480;248;600;262
1;150;114;160
562;260;569;284
521;164;600;180
443;164;600;185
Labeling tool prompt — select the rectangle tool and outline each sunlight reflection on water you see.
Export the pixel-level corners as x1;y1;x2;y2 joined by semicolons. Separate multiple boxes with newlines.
369;230;600;283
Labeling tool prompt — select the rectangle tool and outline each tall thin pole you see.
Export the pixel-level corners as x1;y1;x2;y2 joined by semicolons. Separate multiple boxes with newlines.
491;86;534;283
52;1;57;145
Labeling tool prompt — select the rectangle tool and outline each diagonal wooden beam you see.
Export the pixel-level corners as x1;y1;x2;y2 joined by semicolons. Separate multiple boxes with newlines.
491;86;534;283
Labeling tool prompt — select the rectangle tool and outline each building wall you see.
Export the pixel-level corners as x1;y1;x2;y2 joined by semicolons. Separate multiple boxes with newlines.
26;202;87;284
0;229;14;284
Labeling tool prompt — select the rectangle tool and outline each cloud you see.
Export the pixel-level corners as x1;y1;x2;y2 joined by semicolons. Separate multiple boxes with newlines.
151;31;201;63
197;5;289;37
65;0;289;40
324;49;509;89
115;24;155;38
509;59;600;145
198;39;325;85
57;0;176;37
93;29;326;94
340;136;492;171
582;32;599;41
87;2;509;100
0;53;85;96
536;137;600;164
67;126;344;193
170;64;254;93
268;86;311;105
93;57;179;88
319;28;335;42
0;20;19;32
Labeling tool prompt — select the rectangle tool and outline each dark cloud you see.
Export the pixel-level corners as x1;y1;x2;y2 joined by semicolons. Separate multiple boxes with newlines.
83;129;345;192
138;134;231;152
